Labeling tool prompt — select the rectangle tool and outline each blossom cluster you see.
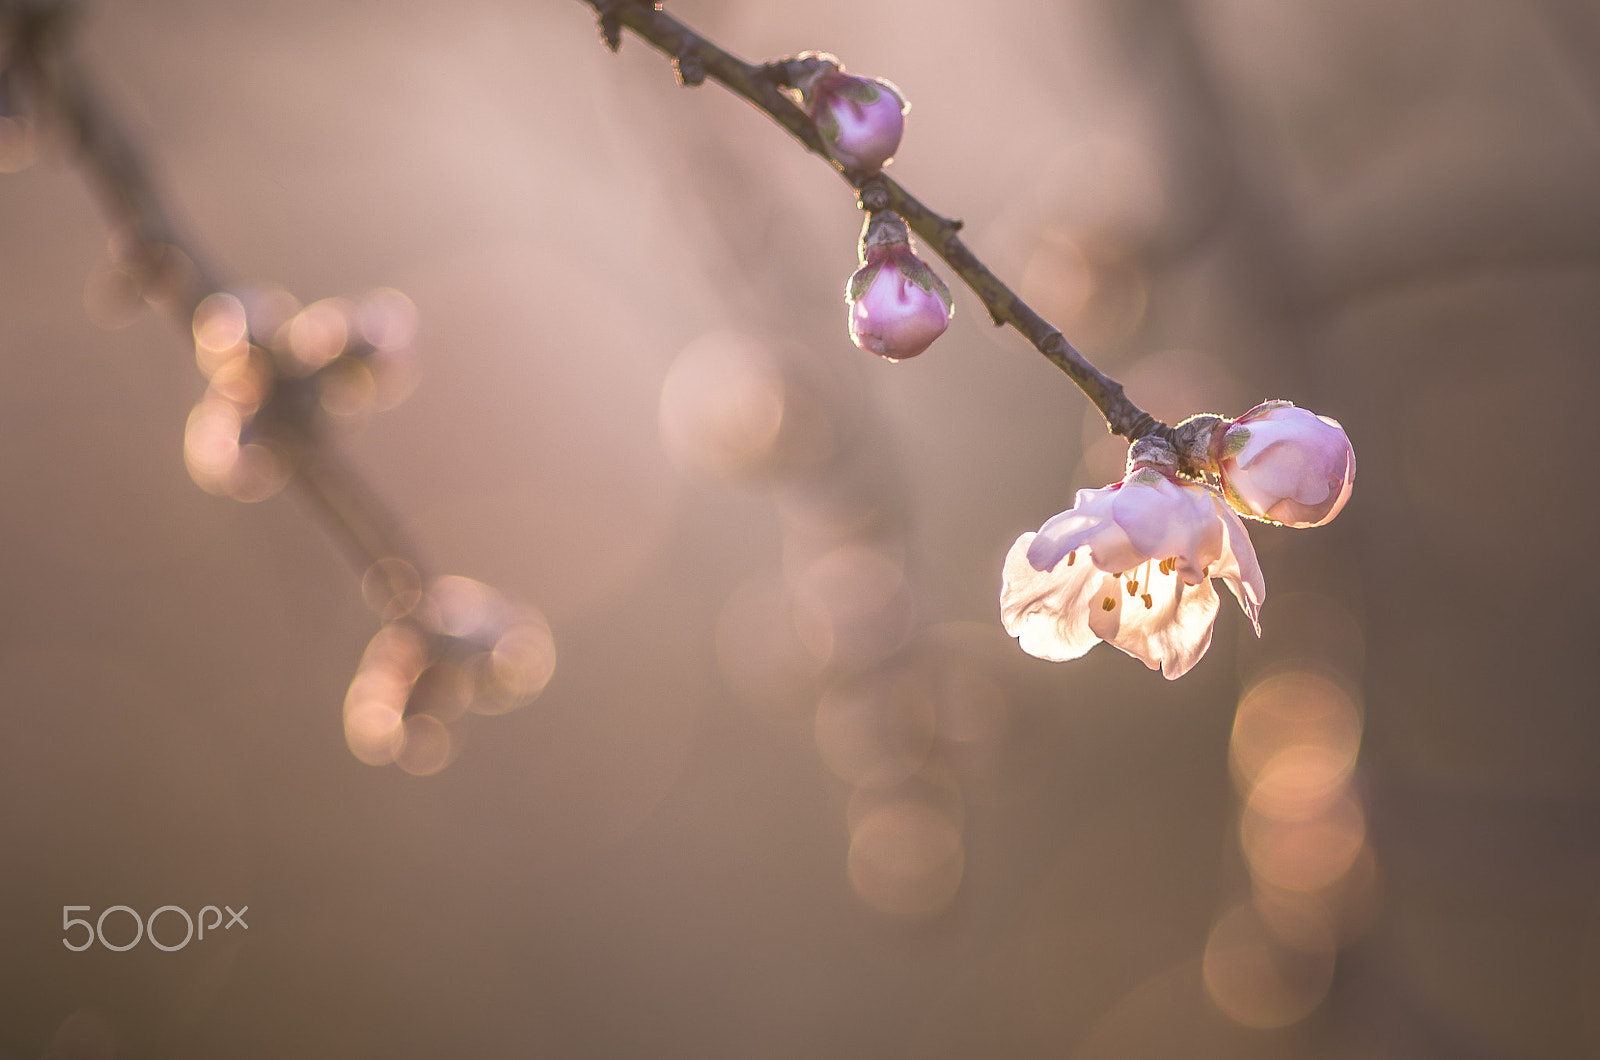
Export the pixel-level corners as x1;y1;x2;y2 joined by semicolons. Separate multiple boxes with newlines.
1001;406;1355;679
759;49;1358;681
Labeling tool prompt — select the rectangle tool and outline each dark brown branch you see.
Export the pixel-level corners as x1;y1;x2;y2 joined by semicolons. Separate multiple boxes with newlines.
582;0;1169;443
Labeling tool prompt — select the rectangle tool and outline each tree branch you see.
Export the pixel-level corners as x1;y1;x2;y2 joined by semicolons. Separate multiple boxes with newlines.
5;1;430;600
581;0;1168;444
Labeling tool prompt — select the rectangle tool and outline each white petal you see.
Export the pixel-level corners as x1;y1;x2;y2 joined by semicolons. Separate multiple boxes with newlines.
1000;534;1105;662
1207;494;1266;634
1088;572;1220;679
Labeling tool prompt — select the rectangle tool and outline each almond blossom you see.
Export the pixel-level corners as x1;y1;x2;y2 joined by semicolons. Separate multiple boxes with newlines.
1214;401;1355;528
1000;445;1264;679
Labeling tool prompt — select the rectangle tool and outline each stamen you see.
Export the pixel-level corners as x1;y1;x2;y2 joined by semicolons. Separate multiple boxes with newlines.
1127;558;1155;597
1066;551;1076;566
1101;596;1116;611
1141;593;1153;609
1159;557;1174;576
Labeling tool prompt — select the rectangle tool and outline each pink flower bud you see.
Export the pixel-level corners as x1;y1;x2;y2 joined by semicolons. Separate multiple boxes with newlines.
1215;401;1356;528
809;70;908;173
845;215;952;361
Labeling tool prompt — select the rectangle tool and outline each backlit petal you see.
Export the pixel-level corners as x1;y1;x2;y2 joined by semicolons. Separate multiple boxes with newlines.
1025;486;1119;570
1088;573;1220;679
1001;534;1104;662
1002;464;1266;678
1207;494;1265;634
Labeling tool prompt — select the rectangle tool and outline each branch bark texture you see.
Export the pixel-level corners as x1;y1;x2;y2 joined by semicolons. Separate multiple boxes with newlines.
582;0;1169;444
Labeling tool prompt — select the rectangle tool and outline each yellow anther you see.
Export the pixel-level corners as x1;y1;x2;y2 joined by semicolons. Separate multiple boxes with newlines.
1142;593;1153;609
1126;580;1138;596
1101;596;1116;611
1066;551;1075;566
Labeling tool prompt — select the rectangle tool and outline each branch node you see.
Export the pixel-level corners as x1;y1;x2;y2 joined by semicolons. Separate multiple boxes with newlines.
674;50;706;86
755;60;793;88
858;178;890;213
593;0;627;52
949;218;964;232
1121;412;1168;444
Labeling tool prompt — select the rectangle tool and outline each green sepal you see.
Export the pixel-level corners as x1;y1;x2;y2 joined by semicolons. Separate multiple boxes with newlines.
847;261;884;304
1220;426;1251;457
899;257;932;292
834;79;882;105
1128;468;1166;488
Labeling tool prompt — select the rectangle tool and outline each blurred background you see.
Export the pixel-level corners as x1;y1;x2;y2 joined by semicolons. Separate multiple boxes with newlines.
2;0;1598;1056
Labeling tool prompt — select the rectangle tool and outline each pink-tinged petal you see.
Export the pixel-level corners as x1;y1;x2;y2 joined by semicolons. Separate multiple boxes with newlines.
1238;437;1325;502
1226;445;1305;516
1078;520;1148;577
1306;440;1355;525
1087;571;1220;679
1001;533;1107;662
1025;489;1110;569
1025;485;1145;575
1111;471;1222;582
1104;469;1177;552
1207;494;1265;634
1220;404;1356;528
1235;407;1345;463
1233;399;1297;426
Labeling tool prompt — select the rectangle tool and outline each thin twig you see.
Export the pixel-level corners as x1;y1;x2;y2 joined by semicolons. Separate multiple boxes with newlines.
581;0;1168;443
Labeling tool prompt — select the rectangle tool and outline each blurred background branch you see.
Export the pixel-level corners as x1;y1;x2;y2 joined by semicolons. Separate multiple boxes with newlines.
1;0;556;775
0;1;1597;1057
3;0;426;589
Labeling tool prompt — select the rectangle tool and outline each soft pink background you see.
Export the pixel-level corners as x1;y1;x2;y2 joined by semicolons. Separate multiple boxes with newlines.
2;1;1597;1056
